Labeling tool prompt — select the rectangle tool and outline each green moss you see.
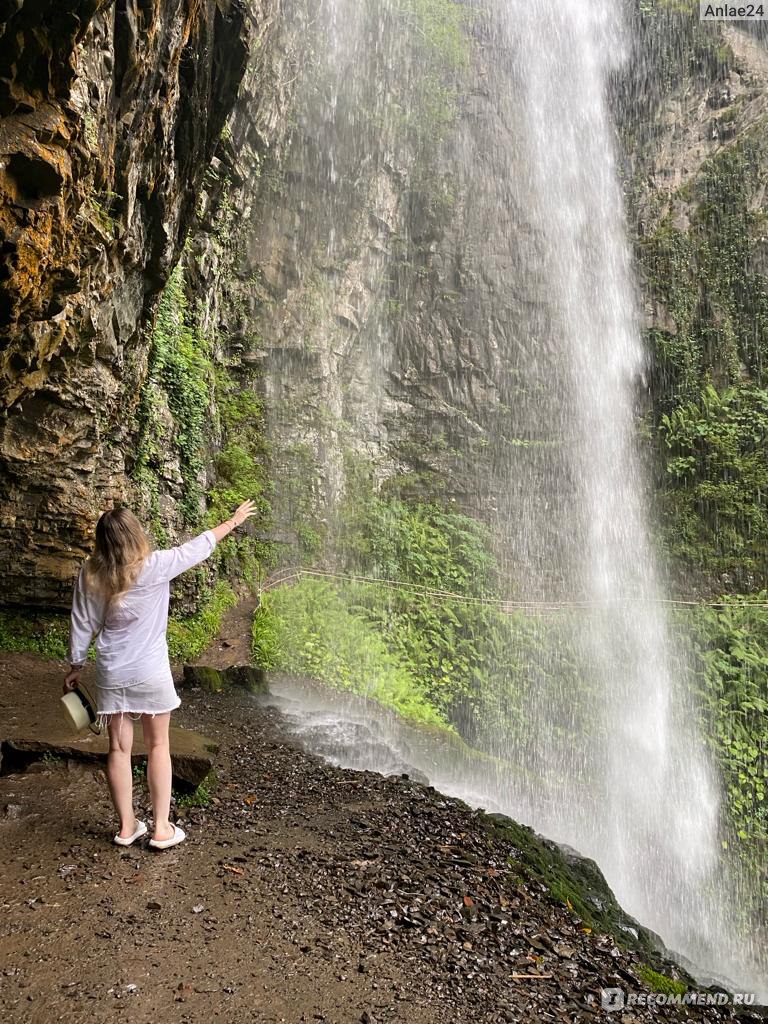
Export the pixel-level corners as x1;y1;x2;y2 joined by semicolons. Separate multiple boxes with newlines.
635;963;688;996
130;268;275;595
485;814;661;958
206;369;275;587
86;192;117;237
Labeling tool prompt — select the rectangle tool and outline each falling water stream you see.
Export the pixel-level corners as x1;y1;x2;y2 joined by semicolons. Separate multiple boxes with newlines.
492;0;728;984
255;0;767;1000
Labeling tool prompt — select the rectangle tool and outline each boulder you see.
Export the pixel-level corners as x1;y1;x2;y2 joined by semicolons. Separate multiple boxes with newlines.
182;663;267;694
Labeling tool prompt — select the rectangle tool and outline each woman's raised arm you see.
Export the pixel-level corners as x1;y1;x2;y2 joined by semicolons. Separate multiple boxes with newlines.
151;500;259;582
209;499;258;543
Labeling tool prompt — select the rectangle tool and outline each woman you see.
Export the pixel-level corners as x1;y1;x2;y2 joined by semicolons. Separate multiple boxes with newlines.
63;500;257;849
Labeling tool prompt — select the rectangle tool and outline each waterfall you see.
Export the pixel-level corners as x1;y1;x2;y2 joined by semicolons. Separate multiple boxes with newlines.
489;0;743;990
256;0;766;998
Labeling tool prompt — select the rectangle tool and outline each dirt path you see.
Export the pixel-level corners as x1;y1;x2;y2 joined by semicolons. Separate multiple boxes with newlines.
0;647;765;1023
192;593;259;670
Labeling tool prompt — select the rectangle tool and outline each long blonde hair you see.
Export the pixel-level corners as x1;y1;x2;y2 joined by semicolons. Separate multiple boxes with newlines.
83;507;151;610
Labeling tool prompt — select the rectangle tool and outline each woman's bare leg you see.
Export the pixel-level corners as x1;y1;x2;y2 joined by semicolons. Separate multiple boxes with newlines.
106;714;136;838
142;713;173;841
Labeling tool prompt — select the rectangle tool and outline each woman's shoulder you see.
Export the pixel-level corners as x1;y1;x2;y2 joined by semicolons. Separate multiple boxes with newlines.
135;550;166;584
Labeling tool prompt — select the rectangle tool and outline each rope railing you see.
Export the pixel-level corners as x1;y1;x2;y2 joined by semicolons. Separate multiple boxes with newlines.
257;566;768;612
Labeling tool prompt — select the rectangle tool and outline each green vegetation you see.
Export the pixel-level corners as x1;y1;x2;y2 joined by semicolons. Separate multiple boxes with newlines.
176;769;217;808
252;461;507;730
166;581;238;662
338;490;532;731
623;1;731;133
253;580;451;729
253;469;596;754
678;599;768;851
0;610;70;659
132;264;213;534
392;0;471;149
639;125;768;588
337;473;599;751
207;370;275;587
658;385;768;585
130;251;275;608
634;963;688;997
0;582;237;666
271;439;325;566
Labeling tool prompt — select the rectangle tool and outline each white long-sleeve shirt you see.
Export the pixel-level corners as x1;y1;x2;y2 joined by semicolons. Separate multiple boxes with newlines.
69;529;218;686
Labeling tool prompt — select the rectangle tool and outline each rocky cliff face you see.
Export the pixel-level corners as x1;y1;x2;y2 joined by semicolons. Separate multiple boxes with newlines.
619;11;768;592
191;0;587;592
224;0;768;595
0;0;250;604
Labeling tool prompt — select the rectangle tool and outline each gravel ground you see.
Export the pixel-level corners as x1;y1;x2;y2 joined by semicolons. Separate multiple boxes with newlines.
0;652;765;1024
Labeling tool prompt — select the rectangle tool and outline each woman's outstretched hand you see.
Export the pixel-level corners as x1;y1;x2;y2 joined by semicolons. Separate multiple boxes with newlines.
211;500;258;544
231;499;258;527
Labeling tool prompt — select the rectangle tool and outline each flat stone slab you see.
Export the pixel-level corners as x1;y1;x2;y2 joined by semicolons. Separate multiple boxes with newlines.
0;655;217;790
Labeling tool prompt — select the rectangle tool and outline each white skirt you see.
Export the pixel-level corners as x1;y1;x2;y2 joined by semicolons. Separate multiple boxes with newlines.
95;671;181;722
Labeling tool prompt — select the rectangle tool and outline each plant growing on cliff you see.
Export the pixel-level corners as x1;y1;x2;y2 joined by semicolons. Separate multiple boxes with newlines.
658;384;768;585
206;369;275;586
668;597;768;935
132;266;213;530
639;122;768;587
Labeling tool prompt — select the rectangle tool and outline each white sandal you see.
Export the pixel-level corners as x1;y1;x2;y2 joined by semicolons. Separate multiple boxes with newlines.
148;825;186;850
114;819;147;846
